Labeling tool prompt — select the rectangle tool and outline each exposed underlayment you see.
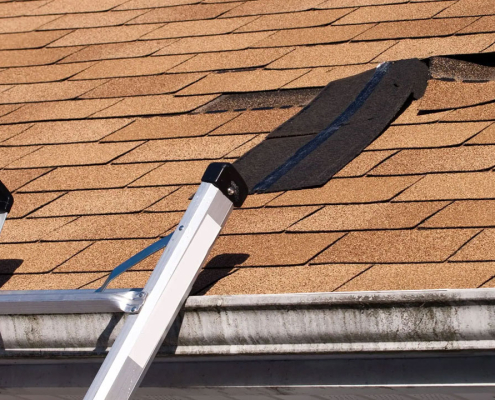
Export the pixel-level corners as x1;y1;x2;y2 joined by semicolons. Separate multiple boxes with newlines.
0;0;494;295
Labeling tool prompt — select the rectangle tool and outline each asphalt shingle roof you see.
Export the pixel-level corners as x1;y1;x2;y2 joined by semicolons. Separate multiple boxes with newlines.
0;0;494;294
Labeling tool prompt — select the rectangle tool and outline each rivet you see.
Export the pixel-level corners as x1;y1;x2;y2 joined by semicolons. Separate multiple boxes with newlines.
227;186;236;196
131;307;138;313
178;225;184;231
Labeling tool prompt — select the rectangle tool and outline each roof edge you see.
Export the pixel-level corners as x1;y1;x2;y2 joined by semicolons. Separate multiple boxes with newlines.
2;288;495;357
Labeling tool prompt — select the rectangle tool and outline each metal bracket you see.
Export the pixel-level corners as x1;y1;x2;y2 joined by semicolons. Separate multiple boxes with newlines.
0;289;147;314
96;234;172;293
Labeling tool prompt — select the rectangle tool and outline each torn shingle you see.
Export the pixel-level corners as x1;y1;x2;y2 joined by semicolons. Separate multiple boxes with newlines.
235;59;429;193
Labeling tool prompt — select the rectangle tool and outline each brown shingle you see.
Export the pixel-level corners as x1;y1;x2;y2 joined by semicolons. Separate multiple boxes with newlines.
370;146;495;176
333;150;396;177
335;1;454;24
0;272;106;291
2;118;134;146
269;176;420;206
396;172;495;201
178;69;308;95
130;2;240;24
436;0;495;18
103;113;237;141
290;202;447;232
0;15;60;34
116;0;205;10
253;24;370;47
314;229;478;264
222;206;319;234
170;48;293;73
37;10;145;30
376;34;495;62
224;133;266;158
337;262;495;292
154;32;272;55
204;264;370;295
45;212;182;240
0;98;120;124
0;123;32;142
8;192;63;218
222;0;327;17
129;160;211;186
355;17;476;41
0;168;51;192
269;41;396;69
48;24;161;47
0;47;81;68
33;187;175;217
367;122;489;150
0;0;48;18
20;163;159;192
317;0;408;8
241;192;281;209
0;62;95;85
450;229;495;261
420;80;495;111
1;217;75;243
91;94;218;118
210;108;299;135
80;73;205;98
207;232;344;267
141;16;257;39
442;102;495;122
146;185;195;212
80;270;151;289
33;0;128;14
236;9;354;33
392;100;453;125
459;16;495;34
56;239;160;273
421;200;495;229
0;30;71;50
0;80;106;104
7;142;141;169
115;135;254;163
0;241;91;274
0;104;23;118
468;123;495;145
71;55;191;80
283;67;338;89
0;146;42;168
60;40;174;63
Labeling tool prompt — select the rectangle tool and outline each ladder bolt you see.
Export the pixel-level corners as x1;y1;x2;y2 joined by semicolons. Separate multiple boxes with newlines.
227;186;236;196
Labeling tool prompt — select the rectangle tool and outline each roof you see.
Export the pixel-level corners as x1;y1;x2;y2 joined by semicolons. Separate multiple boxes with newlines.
0;0;494;295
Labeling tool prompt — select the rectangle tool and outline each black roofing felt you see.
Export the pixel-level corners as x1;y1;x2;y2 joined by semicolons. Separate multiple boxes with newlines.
234;58;429;193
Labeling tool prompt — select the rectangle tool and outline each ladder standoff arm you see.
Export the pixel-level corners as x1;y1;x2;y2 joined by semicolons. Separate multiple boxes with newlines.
84;162;248;400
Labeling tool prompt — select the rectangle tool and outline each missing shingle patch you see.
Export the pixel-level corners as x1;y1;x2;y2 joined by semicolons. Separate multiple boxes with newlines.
196;88;321;113
430;53;495;82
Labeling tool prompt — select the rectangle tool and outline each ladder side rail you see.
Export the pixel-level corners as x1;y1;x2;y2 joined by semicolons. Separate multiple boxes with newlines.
84;180;237;399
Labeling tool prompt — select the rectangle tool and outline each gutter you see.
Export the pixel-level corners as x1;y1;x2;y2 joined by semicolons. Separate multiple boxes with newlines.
2;288;495;397
1;288;495;356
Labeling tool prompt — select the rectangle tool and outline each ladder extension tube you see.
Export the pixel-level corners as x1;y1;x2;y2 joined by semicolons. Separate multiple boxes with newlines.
84;162;247;400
